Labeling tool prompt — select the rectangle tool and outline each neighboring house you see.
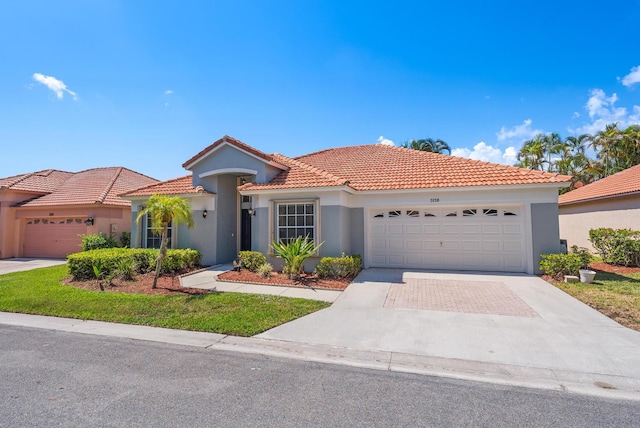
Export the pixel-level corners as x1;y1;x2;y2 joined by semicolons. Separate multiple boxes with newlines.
0;168;158;259
559;164;640;251
122;135;571;274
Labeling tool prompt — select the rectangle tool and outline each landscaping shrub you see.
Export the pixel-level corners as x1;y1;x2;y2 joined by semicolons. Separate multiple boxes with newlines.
257;262;273;278
119;231;131;248
570;245;593;270
238;251;267;272
272;236;323;278
67;248;201;280
539;253;584;280
315;253;362;278
589;228;640;266
79;233;120;251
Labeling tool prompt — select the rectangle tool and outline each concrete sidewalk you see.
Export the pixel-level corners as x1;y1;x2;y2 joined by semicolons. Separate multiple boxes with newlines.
0;258;66;274
180;264;343;302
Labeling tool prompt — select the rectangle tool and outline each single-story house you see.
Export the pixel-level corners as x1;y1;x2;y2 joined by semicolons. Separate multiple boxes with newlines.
0;167;158;258
122;135;571;274
559;164;640;251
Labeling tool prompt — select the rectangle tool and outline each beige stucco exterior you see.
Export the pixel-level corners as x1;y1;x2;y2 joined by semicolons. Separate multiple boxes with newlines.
559;193;640;251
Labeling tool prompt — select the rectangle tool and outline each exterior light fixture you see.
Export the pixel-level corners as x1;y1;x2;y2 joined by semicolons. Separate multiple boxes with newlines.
202;209;208;219
247;209;256;216
84;217;94;226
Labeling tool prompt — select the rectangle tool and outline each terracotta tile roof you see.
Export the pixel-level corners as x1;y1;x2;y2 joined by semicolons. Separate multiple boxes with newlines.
242;144;571;192
120;175;212;197
182;135;274;169
559;164;640;205
0;169;74;194
7;167;159;207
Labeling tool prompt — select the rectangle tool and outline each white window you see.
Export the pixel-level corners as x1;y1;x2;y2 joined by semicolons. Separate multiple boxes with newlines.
276;201;316;244
143;213;172;249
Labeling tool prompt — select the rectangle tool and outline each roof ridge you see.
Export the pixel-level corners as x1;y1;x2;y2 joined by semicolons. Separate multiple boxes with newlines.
118;174;193;196
2;169;53;189
96;167;124;204
273;153;349;186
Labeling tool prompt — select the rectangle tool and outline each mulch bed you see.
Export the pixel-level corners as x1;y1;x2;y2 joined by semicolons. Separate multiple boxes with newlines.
217;269;352;290
62;268;212;296
589;262;640;274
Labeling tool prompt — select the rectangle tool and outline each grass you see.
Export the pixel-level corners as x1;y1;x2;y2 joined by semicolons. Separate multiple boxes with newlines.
553;270;640;331
0;265;330;336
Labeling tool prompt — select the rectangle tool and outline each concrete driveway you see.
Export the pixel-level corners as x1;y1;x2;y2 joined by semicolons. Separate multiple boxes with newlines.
258;268;640;387
0;258;66;274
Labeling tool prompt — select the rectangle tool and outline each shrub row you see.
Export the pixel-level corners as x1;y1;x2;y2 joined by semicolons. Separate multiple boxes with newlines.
315;254;362;278
589;228;640;267
67;248;201;280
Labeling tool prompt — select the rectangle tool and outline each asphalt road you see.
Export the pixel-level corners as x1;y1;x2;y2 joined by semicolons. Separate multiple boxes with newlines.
1;325;638;428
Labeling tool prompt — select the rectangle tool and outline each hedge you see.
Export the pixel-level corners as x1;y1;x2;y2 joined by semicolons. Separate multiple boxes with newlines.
589;228;640;267
67;248;201;280
314;254;362;278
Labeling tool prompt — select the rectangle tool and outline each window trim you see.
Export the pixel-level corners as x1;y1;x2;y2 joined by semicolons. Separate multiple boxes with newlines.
142;212;175;249
271;199;320;248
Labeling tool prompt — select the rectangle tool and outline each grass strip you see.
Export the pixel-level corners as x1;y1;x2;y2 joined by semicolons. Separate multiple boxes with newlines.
0;265;329;336
553;270;640;331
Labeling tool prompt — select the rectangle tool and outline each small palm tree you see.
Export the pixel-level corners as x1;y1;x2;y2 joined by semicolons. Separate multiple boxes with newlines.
136;194;195;288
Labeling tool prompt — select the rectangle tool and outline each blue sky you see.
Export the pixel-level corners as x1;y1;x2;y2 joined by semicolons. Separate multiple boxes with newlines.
1;1;639;181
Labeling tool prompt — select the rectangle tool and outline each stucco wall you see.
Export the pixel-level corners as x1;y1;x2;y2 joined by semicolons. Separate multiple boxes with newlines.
531;202;562;273
349;207;365;257
559;195;640;251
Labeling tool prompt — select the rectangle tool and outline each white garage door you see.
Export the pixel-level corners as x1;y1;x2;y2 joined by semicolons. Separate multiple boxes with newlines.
23;217;87;258
369;206;526;272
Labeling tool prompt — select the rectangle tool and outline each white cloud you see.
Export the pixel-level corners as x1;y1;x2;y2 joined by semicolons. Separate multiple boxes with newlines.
32;73;77;100
620;65;640;87
164;89;173;95
377;135;394;146
496;119;542;142
452;142;518;165
569;88;640;135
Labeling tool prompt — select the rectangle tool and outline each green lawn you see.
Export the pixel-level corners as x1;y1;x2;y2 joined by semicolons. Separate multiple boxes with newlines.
553;270;640;332
0;265;330;336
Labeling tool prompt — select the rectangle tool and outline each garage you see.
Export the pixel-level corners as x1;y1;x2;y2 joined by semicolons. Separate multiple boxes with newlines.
369;206;526;272
23;217;87;258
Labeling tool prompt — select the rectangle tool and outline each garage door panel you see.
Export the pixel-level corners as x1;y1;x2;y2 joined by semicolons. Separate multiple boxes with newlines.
405;240;422;250
482;224;501;234
482;241;502;251
369;206;525;272
23;218;86;258
462;224;479;234
441;225;459;234
503;224;522;234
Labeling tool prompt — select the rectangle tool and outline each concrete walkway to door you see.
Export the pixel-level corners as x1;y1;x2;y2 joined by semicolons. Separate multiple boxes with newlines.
258;268;640;394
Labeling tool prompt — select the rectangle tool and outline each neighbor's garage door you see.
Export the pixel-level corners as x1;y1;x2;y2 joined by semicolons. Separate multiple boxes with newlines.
369;206;526;272
23;218;87;258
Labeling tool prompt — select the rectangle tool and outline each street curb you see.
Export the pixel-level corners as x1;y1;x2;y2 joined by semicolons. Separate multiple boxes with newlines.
1;311;639;401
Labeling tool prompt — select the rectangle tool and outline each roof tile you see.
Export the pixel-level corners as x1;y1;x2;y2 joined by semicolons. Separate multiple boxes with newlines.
2;168;158;207
243;144;571;191
120;175;213;197
559;164;640;205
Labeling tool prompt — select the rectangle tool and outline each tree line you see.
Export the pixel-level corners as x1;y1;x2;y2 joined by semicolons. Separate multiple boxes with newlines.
515;123;640;192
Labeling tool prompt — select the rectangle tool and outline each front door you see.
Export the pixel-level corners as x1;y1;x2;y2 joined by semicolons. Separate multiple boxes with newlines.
240;209;252;251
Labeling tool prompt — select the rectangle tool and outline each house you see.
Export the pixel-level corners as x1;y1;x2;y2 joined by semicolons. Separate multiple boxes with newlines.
122;135;571;274
0;167;158;258
559;164;640;251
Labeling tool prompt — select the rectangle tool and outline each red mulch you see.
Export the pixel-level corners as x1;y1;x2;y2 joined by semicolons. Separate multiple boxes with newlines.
217;269;352;290
62;268;212;296
589;262;640;274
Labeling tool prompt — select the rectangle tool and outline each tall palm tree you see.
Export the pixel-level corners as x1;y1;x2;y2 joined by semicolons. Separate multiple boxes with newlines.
516;135;546;170
136;194;195;289
591;123;622;176
402;138;451;154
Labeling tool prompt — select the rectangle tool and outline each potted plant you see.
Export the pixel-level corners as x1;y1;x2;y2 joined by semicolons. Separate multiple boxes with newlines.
572;246;596;283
